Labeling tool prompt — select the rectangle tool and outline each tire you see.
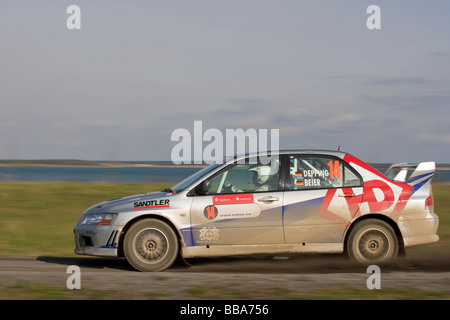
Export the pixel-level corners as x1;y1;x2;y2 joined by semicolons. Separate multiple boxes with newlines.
347;219;399;265
123;218;179;272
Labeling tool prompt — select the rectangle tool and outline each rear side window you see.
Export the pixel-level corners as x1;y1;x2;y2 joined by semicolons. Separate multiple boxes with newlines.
288;155;362;190
343;165;362;187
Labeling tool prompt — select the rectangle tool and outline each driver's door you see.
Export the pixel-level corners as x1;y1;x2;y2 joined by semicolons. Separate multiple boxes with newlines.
190;156;284;245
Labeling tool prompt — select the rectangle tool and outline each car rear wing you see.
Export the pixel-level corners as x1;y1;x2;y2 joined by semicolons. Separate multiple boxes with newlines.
385;161;436;185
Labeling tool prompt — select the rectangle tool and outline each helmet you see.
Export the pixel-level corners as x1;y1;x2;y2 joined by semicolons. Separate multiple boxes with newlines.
250;165;271;185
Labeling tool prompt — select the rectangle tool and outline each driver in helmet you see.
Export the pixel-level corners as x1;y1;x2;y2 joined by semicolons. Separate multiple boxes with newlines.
250;164;277;192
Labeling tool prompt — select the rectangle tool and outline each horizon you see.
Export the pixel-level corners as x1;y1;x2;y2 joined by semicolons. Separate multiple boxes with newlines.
1;158;450;167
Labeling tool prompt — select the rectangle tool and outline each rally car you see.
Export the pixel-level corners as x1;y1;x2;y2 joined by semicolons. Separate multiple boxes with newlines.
74;150;439;271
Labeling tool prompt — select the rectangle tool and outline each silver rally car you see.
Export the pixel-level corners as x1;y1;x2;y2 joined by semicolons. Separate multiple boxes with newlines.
74;150;439;271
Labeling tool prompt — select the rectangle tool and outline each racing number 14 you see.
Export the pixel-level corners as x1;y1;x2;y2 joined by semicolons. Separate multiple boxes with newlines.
327;160;341;180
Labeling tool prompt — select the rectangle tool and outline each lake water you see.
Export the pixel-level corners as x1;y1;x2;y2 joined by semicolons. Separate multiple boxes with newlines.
0;166;449;184
0;166;201;184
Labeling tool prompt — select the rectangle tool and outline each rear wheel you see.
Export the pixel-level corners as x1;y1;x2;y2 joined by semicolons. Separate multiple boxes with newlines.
124;218;179;272
347;219;399;265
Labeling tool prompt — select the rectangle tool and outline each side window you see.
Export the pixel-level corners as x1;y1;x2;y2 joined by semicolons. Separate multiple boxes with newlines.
204;157;280;194
288;155;343;190
343;164;363;187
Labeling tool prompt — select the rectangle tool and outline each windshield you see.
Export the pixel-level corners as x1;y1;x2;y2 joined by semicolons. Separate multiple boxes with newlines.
171;163;221;193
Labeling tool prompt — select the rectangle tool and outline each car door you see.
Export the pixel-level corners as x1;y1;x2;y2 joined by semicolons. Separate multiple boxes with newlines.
283;154;363;244
190;156;285;246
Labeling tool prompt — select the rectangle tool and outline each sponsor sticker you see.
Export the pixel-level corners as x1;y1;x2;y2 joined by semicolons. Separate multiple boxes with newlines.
199;227;220;241
212;194;254;205
134;199;170;209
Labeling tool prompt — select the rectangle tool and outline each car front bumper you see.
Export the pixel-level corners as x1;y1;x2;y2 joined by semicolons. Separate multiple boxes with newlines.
74;224;121;257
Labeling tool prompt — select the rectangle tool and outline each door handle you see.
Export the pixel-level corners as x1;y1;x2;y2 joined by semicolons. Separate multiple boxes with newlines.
338;193;362;198
257;196;280;202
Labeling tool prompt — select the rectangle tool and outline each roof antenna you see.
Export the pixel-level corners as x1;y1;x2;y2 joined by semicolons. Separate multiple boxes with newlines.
337;145;341;151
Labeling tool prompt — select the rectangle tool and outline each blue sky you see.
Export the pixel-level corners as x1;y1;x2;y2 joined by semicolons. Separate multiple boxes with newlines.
0;1;449;163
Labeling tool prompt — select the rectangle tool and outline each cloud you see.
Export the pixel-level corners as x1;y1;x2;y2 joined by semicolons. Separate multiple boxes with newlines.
325;74;432;86
359;91;450;111
417;133;450;145
431;51;450;58
365;77;431;86
315;113;362;127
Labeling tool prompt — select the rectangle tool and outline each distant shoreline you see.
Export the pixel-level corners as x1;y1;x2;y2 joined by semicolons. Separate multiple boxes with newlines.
0;159;448;170
0;160;205;168
0;164;205;168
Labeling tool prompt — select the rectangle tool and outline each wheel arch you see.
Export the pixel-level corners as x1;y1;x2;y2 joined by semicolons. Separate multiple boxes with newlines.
344;214;405;255
117;214;182;257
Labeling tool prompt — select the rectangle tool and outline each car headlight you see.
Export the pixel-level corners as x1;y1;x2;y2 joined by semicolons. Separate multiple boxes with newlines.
81;213;117;225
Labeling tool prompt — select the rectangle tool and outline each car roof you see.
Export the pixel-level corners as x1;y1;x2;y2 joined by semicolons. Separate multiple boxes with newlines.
226;149;348;163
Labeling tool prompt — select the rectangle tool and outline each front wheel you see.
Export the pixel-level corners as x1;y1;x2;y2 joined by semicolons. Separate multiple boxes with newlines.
347;219;399;265
123;218;179;272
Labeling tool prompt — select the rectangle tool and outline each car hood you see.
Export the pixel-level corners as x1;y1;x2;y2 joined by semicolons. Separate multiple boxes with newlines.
85;191;168;214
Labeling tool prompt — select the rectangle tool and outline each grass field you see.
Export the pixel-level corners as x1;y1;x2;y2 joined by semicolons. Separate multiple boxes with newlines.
0;182;167;256
0;182;449;300
0;182;449;257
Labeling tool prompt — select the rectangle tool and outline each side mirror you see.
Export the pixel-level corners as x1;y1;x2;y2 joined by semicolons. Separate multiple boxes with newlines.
195;181;208;195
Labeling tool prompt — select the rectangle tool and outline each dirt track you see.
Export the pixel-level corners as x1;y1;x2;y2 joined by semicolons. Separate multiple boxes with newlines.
1;246;450;299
